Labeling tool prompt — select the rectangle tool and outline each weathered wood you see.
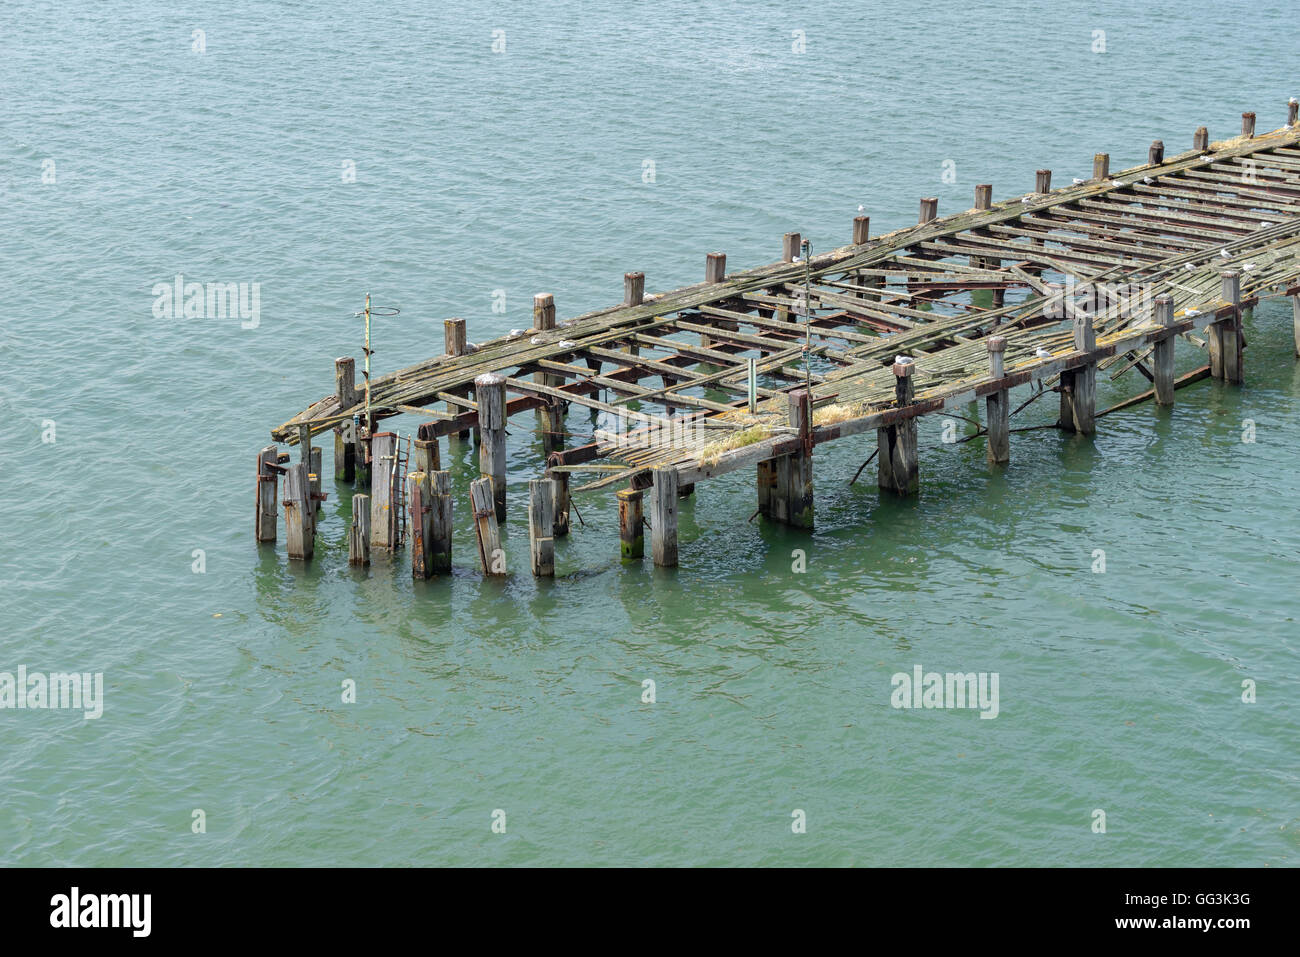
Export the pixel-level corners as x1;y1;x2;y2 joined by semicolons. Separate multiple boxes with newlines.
1035;170;1051;194
284;462;313;560
334;357;357;481
1242;112;1256;138
1194;126;1209;151
1290;99;1299;128
348;493;370;566
548;466;570;537
1153;295;1176;406
852;215;870;245
533;293;556;331
878;361;919;494
429;470;453;574
975;184;993;209
706;252;726;284
475;373;508;521
369;431;399;549
309;446;322;514
1293;294;1300;358
354;424;371;488
408;470;433;579
444;318;470;439
1092;153;1109;180
650;466;678;567
624;272;645;307
470;476;505;576
756;458;776;517
1148;141;1164;165
919;198;938;224
1209;270;1242;383
414;437;440;473
985;337;1009;464
527;478;556;577
773;390;813;527
783;232;801;263
1059;310;1097;434
617;487;644;560
256;446;279;542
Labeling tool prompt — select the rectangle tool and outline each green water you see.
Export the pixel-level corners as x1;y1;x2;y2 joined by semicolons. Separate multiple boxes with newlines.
2;0;1297;866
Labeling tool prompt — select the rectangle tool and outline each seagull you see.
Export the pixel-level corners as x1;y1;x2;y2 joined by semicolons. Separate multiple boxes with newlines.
1260;221;1275;228
894;354;914;365
1243;262;1257;271
1184;263;1195;270
1072;177;1086;185
1034;347;1052;359
558;339;577;348
1220;249;1231;259
858;204;866;212
1185;308;1200;316
509;328;524;337
530;336;545;344
1110;179;1123;187
1143;176;1154;184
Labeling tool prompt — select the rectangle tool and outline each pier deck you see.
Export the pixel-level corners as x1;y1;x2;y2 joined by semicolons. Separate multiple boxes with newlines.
262;105;1300;572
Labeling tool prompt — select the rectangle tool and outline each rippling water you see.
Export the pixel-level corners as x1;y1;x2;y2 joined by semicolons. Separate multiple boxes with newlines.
2;0;1297;866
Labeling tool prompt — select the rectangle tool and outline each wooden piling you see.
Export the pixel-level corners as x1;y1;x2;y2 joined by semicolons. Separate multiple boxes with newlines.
548;465;570;537
1034;170;1051;194
1194;126;1209;151
348;493;370;566
852;215;870;245
985;337;1009;464
919;198;938;224
256;446;279;542
475;373;508;521
309;447;322;514
705;253;726;284
1059;310;1097;434
533;293;556;332
783;232;801;263
975;184;992;209
650;466;678;568
430;470;452;574
878;361;919;494
1210;270;1243;384
1148;141;1164;165
1292;294;1300;358
624;272;645;307
1153;295;1176;406
773;390;813;527
409;470;434;579
369;431;399;549
1290;99;1299;128
334;357;357;481
444;318;470;439
1242;112;1256;138
756;458;776;518
414;437;439;473
617;487;644;560
470;476;505;576
1092;153;1109;180
527;478;556;577
284;462;313;560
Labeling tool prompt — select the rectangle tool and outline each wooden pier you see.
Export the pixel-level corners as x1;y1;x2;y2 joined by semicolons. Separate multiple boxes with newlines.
261;103;1300;573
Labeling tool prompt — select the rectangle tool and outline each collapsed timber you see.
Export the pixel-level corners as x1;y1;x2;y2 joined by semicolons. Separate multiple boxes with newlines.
258;103;1300;575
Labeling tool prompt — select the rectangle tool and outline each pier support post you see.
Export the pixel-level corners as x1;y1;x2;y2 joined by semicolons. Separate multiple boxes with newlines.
532;294;564;449
878;361;919;494
429;471;452;574
369;431;399;549
284;462;313;561
1148;141;1164;166
309;447;322;514
470;477;505;576
985;338;1009;465
414;437;439;473
348;494;370;566
773;390;814;527
444;318;470;440
528;478;556;577
256;446;278;542
1059;311;1097;434
1242;112;1256;138
1209;271;1243;384
1194;126;1209;152
756;459;776;519
853;215;870;245
1035;170;1051;194
650;466;679;568
354;416;371;489
475;373;508;521
1092;153;1110;181
409;470;434;580
1292;295;1300;358
624;272;645;307
1153;295;1176;406
701;253;735;350
617;487;644;560
334;357;357;481
783;232;801;263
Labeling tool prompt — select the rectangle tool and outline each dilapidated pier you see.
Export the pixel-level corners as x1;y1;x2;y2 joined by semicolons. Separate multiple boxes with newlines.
258;102;1300;575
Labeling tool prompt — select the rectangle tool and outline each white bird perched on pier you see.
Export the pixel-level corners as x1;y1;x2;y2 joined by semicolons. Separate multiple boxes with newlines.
1034;347;1052;359
530;336;545;344
1072;177;1086;185
1143;177;1154;184
558;340;577;349
508;329;524;338
1220;249;1231;259
1243;262;1257;271
894;354;914;366
1110;179;1123;187
1260;221;1275;228
1184;263;1195;270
